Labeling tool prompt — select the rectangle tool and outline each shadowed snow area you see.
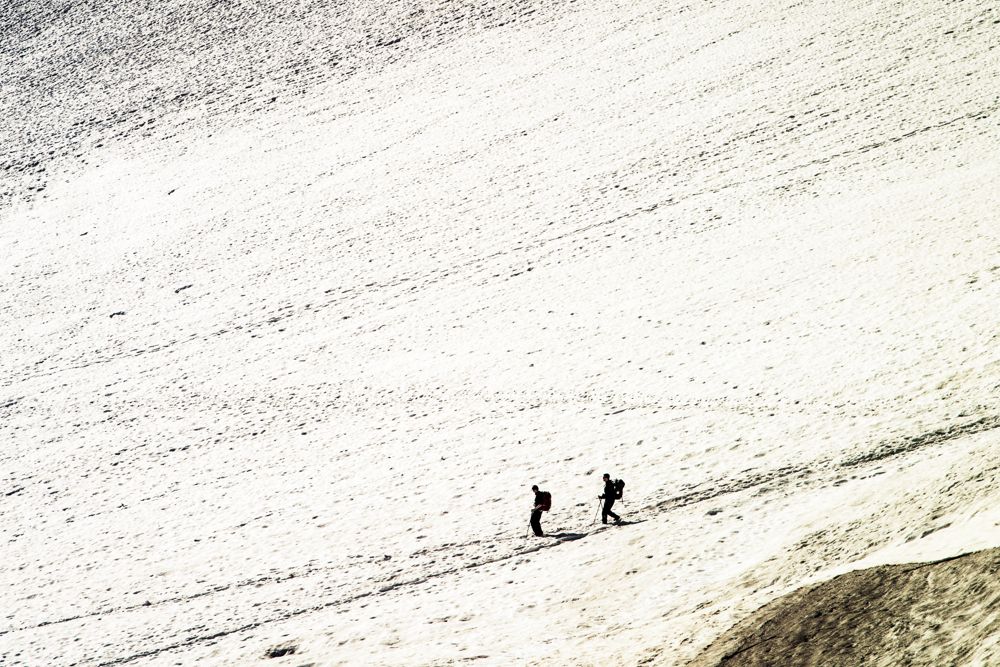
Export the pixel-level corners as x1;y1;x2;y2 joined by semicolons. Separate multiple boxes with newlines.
1;0;999;664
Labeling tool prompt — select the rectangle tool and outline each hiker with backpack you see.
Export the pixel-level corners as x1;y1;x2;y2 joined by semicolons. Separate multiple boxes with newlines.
530;484;551;537
598;473;623;524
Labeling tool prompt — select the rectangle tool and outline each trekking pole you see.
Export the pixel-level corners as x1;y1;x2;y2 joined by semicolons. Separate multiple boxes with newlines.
592;500;601;525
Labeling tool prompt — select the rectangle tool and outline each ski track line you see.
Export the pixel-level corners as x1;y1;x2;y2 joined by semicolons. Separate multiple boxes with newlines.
839;414;1000;468
1;567;308;638
652;413;1000;515
82;533;591;667
19;411;998;663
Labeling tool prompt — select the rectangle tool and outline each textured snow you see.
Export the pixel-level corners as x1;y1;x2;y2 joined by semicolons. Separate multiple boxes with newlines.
2;0;999;664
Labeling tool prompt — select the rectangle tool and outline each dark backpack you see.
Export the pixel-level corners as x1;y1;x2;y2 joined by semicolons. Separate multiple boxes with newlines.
614;479;625;499
537;491;552;511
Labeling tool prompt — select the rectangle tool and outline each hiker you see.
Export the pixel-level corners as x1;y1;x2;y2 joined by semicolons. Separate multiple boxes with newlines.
598;473;621;524
530;484;551;537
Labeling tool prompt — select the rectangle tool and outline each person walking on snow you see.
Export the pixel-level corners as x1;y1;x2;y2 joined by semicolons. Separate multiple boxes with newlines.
530;484;551;537
599;473;621;524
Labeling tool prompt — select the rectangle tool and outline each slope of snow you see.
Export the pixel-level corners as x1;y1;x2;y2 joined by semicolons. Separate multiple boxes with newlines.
2;0;999;664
